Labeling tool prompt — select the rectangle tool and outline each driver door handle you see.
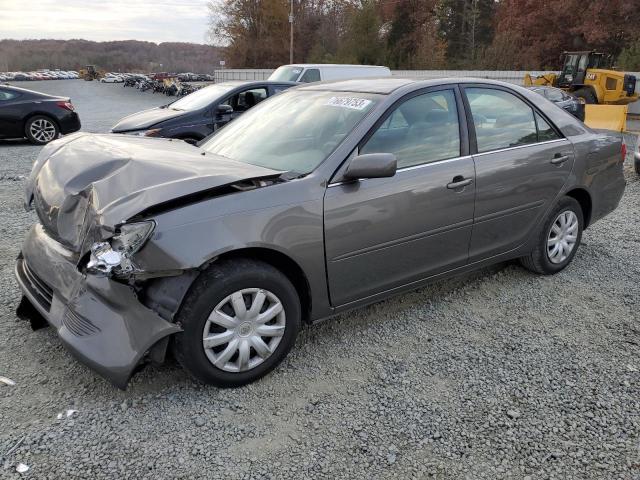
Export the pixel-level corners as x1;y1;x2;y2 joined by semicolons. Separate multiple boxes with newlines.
551;154;569;165
446;176;473;189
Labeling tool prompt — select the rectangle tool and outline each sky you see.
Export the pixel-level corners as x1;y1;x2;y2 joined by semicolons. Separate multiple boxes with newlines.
0;0;211;44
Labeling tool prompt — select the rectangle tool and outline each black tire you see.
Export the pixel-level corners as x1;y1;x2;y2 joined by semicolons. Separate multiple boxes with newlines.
635;156;640;175
573;87;598;104
520;196;584;275
173;258;301;387
25;115;59;145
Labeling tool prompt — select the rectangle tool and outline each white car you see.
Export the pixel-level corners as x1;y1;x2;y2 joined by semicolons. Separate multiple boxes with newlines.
100;76;123;83
269;63;391;83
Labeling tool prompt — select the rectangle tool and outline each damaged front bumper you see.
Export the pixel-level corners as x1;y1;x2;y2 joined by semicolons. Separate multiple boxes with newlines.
15;224;181;389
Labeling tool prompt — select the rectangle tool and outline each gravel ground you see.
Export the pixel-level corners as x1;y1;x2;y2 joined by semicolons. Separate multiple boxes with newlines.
0;81;639;479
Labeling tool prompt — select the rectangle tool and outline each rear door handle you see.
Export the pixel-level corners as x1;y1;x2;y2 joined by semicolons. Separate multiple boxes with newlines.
551;154;569;165
446;176;473;189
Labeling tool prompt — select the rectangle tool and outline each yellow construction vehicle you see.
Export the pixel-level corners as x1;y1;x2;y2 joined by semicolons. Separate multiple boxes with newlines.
79;65;103;81
524;51;638;131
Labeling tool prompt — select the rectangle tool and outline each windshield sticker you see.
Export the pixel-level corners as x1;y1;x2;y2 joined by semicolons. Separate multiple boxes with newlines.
326;97;372;111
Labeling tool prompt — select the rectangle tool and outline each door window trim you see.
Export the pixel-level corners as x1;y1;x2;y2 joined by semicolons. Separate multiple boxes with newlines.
471;138;568;158
328;155;473;188
459;84;565;155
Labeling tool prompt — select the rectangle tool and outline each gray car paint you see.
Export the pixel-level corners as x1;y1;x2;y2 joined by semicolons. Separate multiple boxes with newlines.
16;78;626;388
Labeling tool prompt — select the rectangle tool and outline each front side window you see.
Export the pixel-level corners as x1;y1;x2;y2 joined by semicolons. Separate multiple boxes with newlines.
223;87;268;112
466;88;537;153
169;84;236;111
268;66;303;82
299;69;321;83
361;90;460;168
202;90;379;174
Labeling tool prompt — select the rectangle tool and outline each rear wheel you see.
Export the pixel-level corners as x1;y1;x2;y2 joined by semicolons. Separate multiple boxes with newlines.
573;87;598;104
173;258;301;387
25;116;59;145
520;196;583;275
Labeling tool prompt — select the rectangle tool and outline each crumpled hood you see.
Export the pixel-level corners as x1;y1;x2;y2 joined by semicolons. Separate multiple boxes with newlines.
25;133;281;251
111;106;186;132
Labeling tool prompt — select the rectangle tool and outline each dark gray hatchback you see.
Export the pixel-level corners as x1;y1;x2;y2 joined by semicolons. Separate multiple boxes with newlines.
17;78;625;388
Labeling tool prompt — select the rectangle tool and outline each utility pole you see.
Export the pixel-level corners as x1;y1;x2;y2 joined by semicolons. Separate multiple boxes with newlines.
289;0;294;64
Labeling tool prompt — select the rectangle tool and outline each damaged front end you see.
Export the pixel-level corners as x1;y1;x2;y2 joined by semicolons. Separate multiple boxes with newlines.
86;221;155;277
17;133;284;388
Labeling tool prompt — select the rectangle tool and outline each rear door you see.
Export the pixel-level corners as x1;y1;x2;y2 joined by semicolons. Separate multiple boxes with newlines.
461;85;575;261
324;87;476;306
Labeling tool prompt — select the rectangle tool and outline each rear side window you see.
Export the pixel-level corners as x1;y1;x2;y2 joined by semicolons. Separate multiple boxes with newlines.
536;113;560;141
466;88;537;152
299;69;321;83
361;89;460;168
0;90;18;101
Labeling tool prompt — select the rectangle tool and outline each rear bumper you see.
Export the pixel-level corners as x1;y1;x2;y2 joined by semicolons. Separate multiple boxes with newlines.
58;112;81;134
15;224;180;389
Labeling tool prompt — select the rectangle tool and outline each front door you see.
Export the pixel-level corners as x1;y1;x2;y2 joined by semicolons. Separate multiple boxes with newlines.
324;88;476;306
462;86;575;261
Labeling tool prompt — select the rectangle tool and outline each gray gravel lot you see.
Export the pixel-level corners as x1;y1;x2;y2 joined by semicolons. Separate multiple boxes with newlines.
0;80;639;479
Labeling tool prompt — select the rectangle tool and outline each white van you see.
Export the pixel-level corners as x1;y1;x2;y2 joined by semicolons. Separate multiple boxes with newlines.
268;64;391;83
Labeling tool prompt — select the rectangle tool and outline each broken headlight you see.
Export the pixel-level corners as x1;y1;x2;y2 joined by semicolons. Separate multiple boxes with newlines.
86;221;155;277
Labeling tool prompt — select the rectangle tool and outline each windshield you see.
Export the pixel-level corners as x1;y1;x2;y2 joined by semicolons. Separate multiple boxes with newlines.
268;66;303;82
201;90;379;174
169;84;236;111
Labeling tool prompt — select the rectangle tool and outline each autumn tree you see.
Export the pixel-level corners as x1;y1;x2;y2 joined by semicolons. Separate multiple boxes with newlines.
436;0;494;67
490;0;640;69
384;0;446;69
209;0;290;68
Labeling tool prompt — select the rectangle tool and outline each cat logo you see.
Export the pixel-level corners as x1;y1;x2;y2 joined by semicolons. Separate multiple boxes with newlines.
587;73;597;80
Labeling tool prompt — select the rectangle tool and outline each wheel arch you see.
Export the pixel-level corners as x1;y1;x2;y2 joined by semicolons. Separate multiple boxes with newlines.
565;187;593;228
23;111;60;132
210;247;313;324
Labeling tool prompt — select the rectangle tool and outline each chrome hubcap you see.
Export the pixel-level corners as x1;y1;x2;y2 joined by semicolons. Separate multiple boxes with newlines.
202;288;285;373
29;119;56;142
547;210;578;264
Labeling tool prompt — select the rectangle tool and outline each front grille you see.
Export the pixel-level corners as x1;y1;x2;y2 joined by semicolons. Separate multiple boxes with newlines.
17;260;53;311
62;308;100;337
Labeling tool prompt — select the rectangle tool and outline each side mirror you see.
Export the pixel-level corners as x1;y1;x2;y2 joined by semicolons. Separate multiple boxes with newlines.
344;153;397;180
216;104;233;116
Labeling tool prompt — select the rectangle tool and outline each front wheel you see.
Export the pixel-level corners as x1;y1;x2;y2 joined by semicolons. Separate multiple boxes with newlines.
173;259;301;387
520;196;584;274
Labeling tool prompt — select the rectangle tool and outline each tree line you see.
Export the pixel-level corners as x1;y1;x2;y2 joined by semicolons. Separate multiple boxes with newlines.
0;40;223;73
209;0;640;71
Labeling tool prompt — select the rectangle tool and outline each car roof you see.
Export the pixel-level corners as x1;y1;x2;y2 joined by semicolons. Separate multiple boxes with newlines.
298;77;523;95
215;80;299;88
284;64;389;69
0;84;56;98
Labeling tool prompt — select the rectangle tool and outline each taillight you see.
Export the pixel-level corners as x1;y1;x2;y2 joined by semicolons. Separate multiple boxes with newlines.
621;141;627;162
56;101;75;111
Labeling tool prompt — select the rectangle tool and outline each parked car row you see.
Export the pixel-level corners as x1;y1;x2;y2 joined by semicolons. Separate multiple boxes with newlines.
11;74;627;390
1;70;80;81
